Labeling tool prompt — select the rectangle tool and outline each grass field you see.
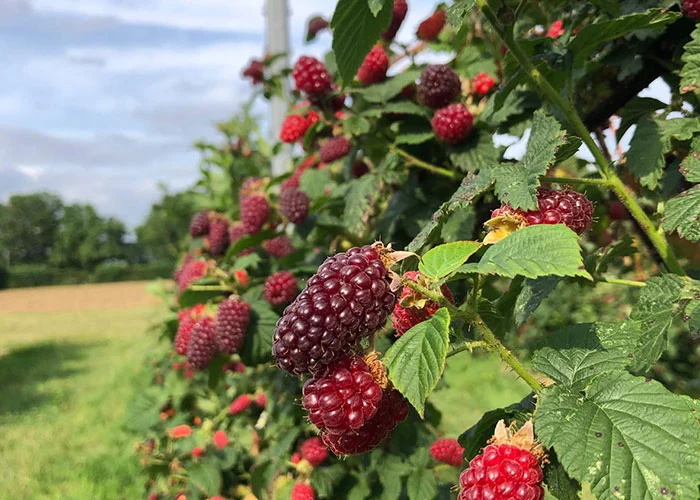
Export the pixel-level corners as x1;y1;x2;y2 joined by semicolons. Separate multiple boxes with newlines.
0;282;162;500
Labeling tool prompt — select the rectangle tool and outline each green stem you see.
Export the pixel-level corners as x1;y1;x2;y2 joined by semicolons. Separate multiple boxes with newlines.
190;285;234;292
401;278;469;320
597;276;646;288
477;1;685;276
474;315;543;392
541;176;609;186
447;340;489;358
391;146;462;180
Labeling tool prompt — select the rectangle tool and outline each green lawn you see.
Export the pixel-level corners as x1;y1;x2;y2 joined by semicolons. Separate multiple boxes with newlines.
0;284;159;500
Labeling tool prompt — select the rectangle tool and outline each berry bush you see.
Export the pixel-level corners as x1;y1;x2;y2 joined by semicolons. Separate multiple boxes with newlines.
130;1;700;499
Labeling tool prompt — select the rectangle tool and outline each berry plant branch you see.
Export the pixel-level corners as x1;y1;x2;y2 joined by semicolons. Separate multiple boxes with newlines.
390;145;462;180
475;0;686;276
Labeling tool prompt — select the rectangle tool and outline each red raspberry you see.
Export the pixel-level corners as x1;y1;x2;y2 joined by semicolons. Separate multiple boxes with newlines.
207;217;230;256
322;389;408;455
263;235;294;258
189;211;210;237
280;114;311;143
357;45;389;85
430;438;464;467
351;160;370;178
263;271;298;306
302;356;383;434
229;394;252;415
432;104;474;144
320;136;351;163
228;222;254;256
293;56;333;95
392;271;454;336
418;65;461;109
291;483;315;500
242;58;264;84
186;316;218;369
546;19;564;38
240;195;270;233
212;430;229;450
490;188;593;235
473;72;495;97
255;393;267;408
300;437;328;467
307;16;328;41
417;9;446;41
191;446;205;458
272;245;396;375
279;188;310;225
177;259;208;294
216;297;251;354
382;0;408;41
233;269;249;287
686;0;700;19
291;453;302;464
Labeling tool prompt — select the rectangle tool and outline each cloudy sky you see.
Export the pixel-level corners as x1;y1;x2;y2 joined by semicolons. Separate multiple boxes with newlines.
0;0;439;229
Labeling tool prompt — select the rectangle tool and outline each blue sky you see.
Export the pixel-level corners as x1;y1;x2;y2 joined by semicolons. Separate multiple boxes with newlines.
0;0;438;228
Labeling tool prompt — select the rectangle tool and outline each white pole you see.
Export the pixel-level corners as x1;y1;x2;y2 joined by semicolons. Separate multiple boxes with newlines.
266;0;291;176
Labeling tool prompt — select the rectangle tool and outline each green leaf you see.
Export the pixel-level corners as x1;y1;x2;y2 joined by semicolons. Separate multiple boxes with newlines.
513;276;561;327
232;253;262;271
344;114;372;135
225;230;278;260
406;468;437;500
492;110;566;210
448;129;500;173
535;372;700;500
347;474;372;500
544;452;582;500
331;0;393;82
362;101;429;118
663;185;700;242
568;9;680;64
446;0;476;30
475;225;592;280
376;454;410;500
394;121;434;145
188;461;222;496
681;25;700;95
680;136;700;182
629;274;684;372
419;241;482;280
238;301;279;366
384;309;450;417
351;70;421;103
125;388;169;432
343;174;378;235
178;277;224;308
300;168;332;200
311;464;346;498
592;234;636;274
407;170;493;252
623;117;665;189
658;116;700;148
531;322;639;391
553;135;583;164
367;0;386;17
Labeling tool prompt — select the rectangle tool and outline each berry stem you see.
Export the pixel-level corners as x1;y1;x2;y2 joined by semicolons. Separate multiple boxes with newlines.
189;285;235;292
446;340;489;358
540;176;609;186
596;276;647;288
477;0;686;277
400;277;471;321
391;146;462;180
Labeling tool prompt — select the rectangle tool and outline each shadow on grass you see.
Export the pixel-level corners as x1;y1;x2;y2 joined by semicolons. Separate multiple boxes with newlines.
0;341;97;417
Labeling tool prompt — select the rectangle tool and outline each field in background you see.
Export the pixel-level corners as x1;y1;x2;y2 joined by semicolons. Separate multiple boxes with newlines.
0;282;162;499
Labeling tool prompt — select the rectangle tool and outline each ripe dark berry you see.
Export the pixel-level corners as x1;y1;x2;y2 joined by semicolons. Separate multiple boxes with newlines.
491;188;593;235
291;483;316;500
351;160;370;178
300;437;329;467
382;0;408;41
243;58;264;84
229;394;252;415
430;438;464;467
279;188;310;225
272;245;396;376
432;104;474;144
186;316;218;369
307;16;328;41
177;259;208;294
280;114;311;143
357;45;389;85
418;65;461;109
189;211;210;237
241;194;270;233
546;19;564;38
216;297;251;354
321;389;408;455
473;72;495;97
392;271;454;336
207;217;230;256
293;56;333;95
417;9;446;41
686;0;700;19
263;271;299;306
263;235;294;258
302;356;383;434
320;136;351;163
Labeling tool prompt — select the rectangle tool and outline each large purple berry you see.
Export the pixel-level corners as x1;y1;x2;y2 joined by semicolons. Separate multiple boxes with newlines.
189;211;210;238
263;271;298;306
272;245;396;376
208;217;230;256
279;188;310;225
263;235;294;258
320;136;351;163
302;356;383;434
186;316;218;369
216;298;251;354
418;65;461;109
241;195;270;234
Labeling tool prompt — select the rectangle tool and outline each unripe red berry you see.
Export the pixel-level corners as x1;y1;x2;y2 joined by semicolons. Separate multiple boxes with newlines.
280;114;311;143
263;271;299;306
263;235;294;258
255;393;267;408
207;217;230;256
240;195;270;234
191;446;205;458
382;0;408;41
430;438;464;467
216;297;251;354
546;19;564;38
186;316;218;369
293;56;333;95
417;9;446;41
300;437;328;467
291;483;315;500
473;72;495;97
357;45;389;85
212;430;229;449
432;104;474;144
320;136;351;163
229;394;252;415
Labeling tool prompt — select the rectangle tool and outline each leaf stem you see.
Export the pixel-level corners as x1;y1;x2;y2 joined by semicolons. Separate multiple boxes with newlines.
391;146;462;180
596;276;646;288
446;340;489;358
189;285;234;292
540;176;609;186
400;277;469;320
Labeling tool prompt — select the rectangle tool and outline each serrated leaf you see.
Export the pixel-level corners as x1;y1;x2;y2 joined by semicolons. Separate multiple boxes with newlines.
617;97;666;140
331;0;393;82
351;70;421;103
544;453;581;500
188;461;222;496
663;185;700;241
367;0;386;17
531;322;640;390
680;136;700;182
384;309;450;417
681;25;700;95
568;9;680;64
535;372;700;500
362;100;429;117
493;110;566;210
406;468;437;500
593;234;636;274
658;116;700;148
300;167;332;200
311;464;346;498
448;129;500;173
475;225;592;280
125;388;169;432
343;173;378;235
348;474;372;500
419;241;482;280
624;117;665;189
553;135;583;164
232;253;262;271
446;0;476;30
514;276;561;327
394;121;434;145
225;230;278;260
238;301;279;366
376;454;410;500
344;114;372;135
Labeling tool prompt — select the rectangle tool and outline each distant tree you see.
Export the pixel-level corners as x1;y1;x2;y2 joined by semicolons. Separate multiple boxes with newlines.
0;192;62;264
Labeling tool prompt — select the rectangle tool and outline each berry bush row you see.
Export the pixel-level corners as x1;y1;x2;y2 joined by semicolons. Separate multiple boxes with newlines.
130;1;700;499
